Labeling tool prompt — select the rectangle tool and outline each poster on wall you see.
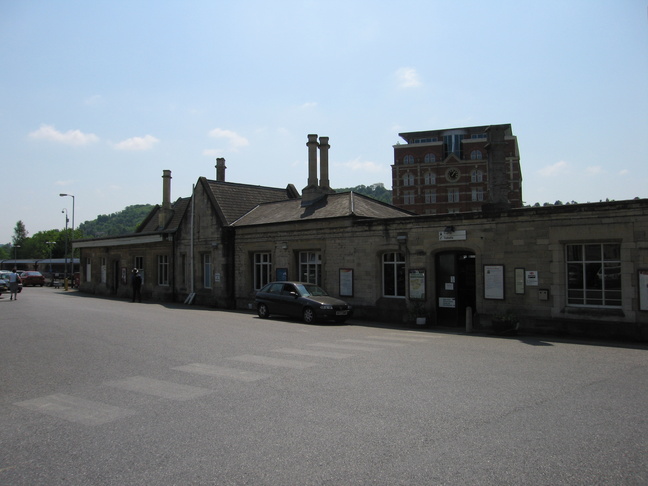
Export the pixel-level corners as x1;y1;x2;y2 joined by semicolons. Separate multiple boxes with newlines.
515;268;525;294
409;269;426;300
276;268;287;281
484;265;505;300
339;268;353;297
525;270;539;286
639;270;648;311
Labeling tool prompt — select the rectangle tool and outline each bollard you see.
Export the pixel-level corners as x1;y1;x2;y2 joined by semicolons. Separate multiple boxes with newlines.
465;306;473;333
64;278;69;291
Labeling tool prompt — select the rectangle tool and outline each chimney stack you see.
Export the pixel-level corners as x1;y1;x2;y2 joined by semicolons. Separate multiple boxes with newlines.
306;134;319;189
302;134;335;206
159;170;172;229
318;136;330;190
216;157;226;182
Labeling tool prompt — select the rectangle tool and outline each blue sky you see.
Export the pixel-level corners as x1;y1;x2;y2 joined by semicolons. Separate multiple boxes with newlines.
1;0;646;244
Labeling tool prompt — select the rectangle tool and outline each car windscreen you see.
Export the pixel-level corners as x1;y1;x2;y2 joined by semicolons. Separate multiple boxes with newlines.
296;284;328;297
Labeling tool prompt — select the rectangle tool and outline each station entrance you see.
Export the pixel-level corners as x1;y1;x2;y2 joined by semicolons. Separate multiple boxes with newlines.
435;251;476;327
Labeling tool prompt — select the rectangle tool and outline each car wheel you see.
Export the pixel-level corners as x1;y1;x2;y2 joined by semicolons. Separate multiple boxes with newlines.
302;307;315;324
257;303;270;319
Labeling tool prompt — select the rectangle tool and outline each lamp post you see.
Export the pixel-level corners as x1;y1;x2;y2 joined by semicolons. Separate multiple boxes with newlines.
46;241;55;285
62;208;69;290
14;244;20;269
60;193;75;277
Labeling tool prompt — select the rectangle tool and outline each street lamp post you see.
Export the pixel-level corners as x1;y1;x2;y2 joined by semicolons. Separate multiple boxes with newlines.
60;194;75;279
14;244;20;269
46;241;55;285
62;208;69;291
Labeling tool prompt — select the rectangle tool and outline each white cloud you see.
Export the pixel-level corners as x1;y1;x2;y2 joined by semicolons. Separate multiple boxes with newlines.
619;169;629;176
114;135;159;151
395;67;422;88
54;180;75;187
84;94;104;106
299;102;317;109
585;166;604;176
202;149;220;157
29;124;99;146
337;157;387;174
537;161;569;177
208;128;249;151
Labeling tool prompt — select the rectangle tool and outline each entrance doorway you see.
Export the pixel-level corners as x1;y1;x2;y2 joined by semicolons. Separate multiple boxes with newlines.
435;251;476;326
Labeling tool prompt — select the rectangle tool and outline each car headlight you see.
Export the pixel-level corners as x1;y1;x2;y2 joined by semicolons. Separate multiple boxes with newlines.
320;305;333;310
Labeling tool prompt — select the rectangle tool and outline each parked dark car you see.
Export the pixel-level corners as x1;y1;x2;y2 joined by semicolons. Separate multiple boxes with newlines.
20;271;45;287
0;271;23;293
255;281;352;324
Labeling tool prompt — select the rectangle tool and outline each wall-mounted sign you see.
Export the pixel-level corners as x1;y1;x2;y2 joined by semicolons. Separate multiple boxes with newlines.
525;271;539;286
439;297;456;308
439;230;467;241
484;265;505;300
409;269;425;300
515;268;525;294
639;270;648;311
339;268;354;297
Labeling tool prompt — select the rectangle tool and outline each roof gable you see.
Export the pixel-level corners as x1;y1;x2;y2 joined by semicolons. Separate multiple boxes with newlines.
202;178;299;225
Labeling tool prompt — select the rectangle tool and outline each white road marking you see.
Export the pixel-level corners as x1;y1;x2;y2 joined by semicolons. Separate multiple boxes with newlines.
307;343;382;352
272;348;353;359
342;339;405;347
15;393;136;426
228;355;317;369
105;376;213;400
172;363;270;382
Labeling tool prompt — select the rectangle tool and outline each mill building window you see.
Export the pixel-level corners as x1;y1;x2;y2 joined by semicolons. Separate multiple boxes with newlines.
424;172;436;185
470;150;482;160
383;252;406;297
403;191;415;204
425;189;436;203
403;173;414;186
566;243;621;307
443;134;464;159
403;155;414;164
424;153;436;163
471;187;484;201
448;188;460;203
471;170;483;183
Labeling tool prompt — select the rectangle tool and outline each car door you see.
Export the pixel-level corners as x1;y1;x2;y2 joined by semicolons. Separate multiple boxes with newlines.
279;283;301;317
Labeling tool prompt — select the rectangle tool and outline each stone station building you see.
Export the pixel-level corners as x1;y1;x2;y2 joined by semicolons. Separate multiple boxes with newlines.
75;133;648;341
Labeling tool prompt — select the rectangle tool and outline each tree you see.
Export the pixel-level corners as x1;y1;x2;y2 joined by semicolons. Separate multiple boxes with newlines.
12;220;28;248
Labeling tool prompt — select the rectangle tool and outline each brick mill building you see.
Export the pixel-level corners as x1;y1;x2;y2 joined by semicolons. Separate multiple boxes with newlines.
392;124;522;214
75;131;648;341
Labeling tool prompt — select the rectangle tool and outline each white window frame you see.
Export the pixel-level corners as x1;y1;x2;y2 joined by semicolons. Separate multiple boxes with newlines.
299;251;322;286
566;243;621;308
382;252;406;298
203;253;212;289
254;252;272;290
157;255;169;286
424;172;436;185
448;188;460;203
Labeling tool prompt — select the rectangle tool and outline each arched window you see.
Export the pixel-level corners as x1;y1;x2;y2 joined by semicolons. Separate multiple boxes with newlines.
471;170;483;183
403;173;414;186
424;153;436;164
424;172;436;185
470;150;482;160
403;155;414;164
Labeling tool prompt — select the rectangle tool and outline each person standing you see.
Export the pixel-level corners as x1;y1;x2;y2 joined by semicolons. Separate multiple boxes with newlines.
131;268;142;303
9;268;21;301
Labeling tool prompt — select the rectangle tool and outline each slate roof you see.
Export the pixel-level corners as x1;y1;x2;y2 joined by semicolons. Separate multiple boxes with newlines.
202;178;300;225
232;191;414;227
136;197;191;233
